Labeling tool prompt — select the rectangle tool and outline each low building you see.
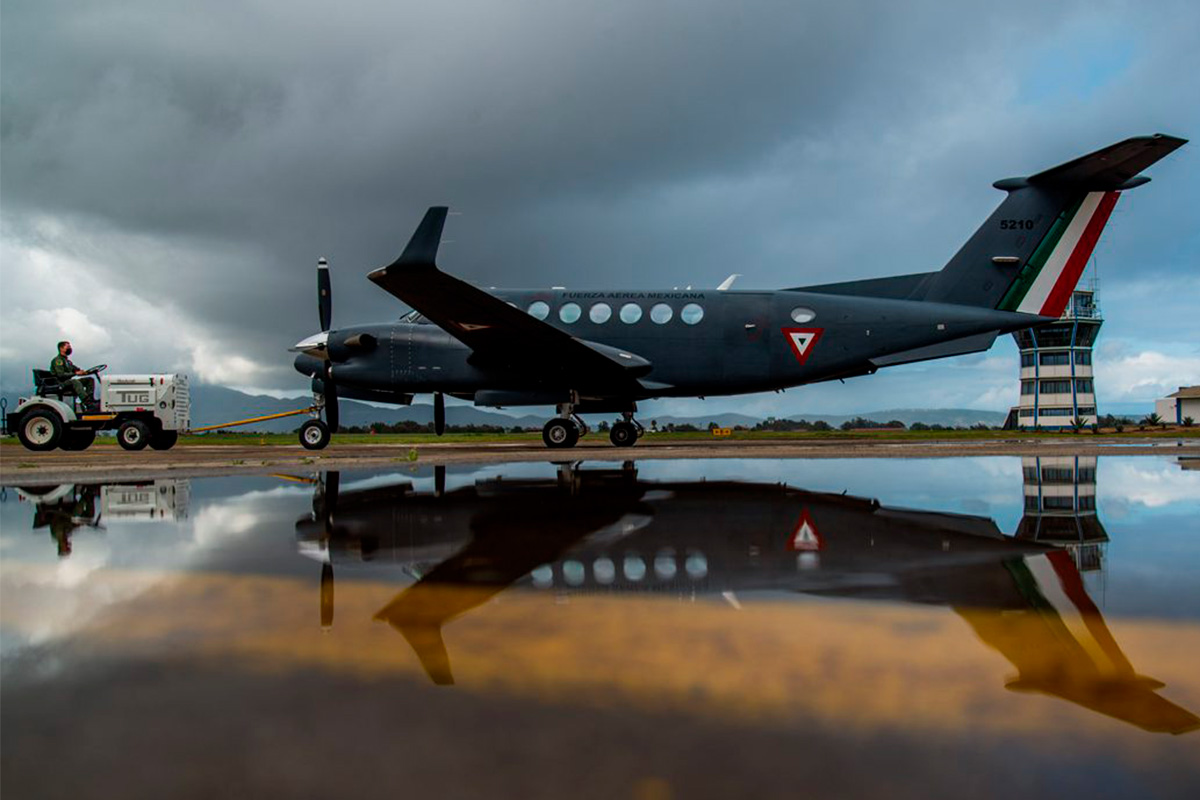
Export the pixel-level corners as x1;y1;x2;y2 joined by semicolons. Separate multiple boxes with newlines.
1154;386;1200;425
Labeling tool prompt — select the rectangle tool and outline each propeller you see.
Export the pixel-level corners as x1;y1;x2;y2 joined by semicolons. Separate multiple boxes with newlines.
318;257;332;333
314;471;339;630
316;258;339;432
323;371;340;432
434;391;445;436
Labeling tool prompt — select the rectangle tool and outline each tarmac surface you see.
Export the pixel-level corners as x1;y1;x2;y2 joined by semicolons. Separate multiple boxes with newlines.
2;436;1197;484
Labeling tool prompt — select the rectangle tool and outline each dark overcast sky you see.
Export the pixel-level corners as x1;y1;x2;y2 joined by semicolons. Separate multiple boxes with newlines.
2;0;1197;415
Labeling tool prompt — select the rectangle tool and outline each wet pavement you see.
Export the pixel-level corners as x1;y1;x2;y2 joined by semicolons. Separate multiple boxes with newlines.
2;456;1198;799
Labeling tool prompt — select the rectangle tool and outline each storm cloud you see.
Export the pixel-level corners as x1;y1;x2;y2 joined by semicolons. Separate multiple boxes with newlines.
2;0;1197;411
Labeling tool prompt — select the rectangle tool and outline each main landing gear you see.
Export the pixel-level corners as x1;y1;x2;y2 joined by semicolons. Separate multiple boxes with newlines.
542;402;590;449
609;411;644;448
541;403;644;449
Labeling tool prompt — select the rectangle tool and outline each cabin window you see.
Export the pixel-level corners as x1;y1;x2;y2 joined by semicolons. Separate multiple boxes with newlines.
685;552;708;579
624;555;646;581
791;307;816;323
559;302;582;323
528;301;550;320
593;558;616;584
531;564;554;588
589;303;612;323
654;551;677;580
650;303;673;324
562;560;585;586
620;303;643;324
681;303;704;325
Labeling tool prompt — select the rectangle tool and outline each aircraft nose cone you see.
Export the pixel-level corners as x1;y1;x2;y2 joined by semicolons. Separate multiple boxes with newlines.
291;330;329;355
294;353;323;377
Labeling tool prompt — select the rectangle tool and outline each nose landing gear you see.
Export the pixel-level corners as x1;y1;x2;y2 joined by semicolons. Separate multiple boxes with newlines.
542;402;589;449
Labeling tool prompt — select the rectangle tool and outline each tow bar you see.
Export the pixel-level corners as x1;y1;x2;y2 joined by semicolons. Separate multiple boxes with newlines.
187;406;320;434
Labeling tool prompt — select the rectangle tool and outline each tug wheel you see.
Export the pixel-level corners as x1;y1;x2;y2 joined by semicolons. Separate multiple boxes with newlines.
150;430;179;451
300;419;331;450
117;420;151;451
59;428;96;451
18;411;62;451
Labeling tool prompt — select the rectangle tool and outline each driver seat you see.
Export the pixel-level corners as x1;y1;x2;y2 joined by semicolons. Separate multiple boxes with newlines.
32;369;71;401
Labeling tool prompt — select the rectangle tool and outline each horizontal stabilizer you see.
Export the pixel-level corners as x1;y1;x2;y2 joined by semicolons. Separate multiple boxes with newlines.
870;331;998;368
1023;134;1187;190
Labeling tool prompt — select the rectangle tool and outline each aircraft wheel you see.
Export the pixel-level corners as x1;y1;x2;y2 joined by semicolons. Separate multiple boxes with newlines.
150;430;179;451
18;410;62;451
610;421;639;448
59;428;96;451
300;419;331;450
543;418;579;449
117;419;151;451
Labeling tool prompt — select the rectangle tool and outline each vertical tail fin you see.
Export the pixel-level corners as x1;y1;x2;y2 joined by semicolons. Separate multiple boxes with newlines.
923;134;1186;315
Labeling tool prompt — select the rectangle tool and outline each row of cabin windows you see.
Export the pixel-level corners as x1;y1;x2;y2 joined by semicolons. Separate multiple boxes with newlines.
1022;351;1093;367
526;302;818;326
1021;379;1094;395
531;552;711;587
528;301;705;326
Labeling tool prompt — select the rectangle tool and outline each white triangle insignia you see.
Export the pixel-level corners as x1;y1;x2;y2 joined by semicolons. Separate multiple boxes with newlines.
788;331;815;357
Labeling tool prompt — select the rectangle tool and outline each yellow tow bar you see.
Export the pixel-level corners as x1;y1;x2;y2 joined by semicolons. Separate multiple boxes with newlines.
188;407;319;434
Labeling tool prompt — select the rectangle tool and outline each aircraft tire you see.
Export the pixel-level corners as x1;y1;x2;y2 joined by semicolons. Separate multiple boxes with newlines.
542;418;578;448
300;419;331;450
59;428;96;451
610;421;638;448
18;410;62;451
117;420;151;451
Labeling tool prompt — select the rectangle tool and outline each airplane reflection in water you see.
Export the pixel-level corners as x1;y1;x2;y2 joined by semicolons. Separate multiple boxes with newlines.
294;461;1198;734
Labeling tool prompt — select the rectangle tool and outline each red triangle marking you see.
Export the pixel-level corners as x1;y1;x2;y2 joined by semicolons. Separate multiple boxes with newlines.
781;327;824;365
787;509;823;551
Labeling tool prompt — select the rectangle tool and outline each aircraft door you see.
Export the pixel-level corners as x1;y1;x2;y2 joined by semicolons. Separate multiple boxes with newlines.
722;293;773;385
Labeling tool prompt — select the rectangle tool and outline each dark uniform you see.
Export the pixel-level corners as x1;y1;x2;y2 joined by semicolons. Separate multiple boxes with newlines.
50;353;95;406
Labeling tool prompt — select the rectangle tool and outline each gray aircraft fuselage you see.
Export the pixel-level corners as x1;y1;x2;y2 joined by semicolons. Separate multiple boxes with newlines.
314;289;1029;403
292;134;1185;445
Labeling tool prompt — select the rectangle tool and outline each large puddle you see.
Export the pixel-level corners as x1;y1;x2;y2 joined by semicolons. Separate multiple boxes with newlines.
2;456;1198;798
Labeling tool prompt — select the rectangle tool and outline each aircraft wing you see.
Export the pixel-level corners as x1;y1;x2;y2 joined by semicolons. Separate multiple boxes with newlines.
368;207;650;383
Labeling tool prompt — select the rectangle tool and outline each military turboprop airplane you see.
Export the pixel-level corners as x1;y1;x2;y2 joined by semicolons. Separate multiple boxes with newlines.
291;134;1186;449
293;465;1199;733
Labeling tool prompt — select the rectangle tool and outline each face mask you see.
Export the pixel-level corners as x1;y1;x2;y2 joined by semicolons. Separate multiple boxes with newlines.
64;348;72;356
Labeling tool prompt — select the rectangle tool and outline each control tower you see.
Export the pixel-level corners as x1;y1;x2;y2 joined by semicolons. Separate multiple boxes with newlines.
1006;288;1102;430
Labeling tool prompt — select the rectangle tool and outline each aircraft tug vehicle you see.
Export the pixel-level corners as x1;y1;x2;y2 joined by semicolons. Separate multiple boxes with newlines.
7;369;190;452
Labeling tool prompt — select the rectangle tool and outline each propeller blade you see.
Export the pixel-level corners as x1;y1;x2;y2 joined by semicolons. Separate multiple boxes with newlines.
434;391;445;436
320;562;335;630
435;464;446;497
324;370;339;432
314;470;339;526
318;257;332;332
